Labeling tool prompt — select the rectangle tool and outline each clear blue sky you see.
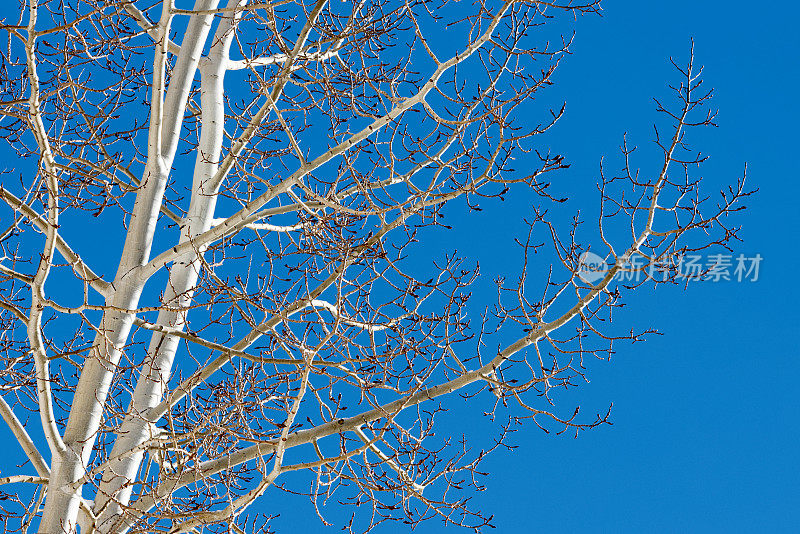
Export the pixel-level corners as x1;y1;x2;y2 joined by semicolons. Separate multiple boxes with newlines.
422;2;800;532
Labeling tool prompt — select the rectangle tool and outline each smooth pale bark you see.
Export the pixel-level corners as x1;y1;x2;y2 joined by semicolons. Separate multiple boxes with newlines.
23;0;67;470
0;396;50;477
93;4;238;530
40;161;161;534
38;2;220;532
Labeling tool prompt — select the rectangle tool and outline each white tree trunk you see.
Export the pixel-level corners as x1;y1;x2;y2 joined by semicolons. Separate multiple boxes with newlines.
94;4;237;530
38;2;220;531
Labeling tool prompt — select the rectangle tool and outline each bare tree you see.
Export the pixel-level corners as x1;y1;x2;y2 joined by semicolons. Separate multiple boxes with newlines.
0;0;750;533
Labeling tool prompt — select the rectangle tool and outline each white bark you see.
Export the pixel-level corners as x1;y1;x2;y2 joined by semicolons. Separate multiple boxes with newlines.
0;396;50;477
93;3;238;530
39;1;220;532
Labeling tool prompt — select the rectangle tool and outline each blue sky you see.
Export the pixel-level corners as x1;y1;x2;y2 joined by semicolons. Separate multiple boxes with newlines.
396;2;800;532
